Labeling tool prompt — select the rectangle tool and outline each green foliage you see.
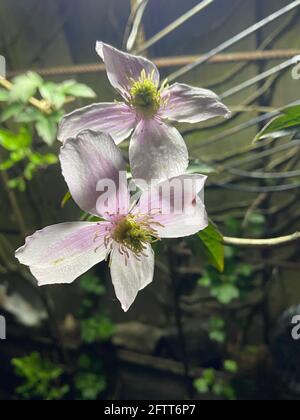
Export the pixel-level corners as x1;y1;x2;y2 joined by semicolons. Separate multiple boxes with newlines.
0;72;96;190
198;221;224;272
12;352;69;400
253;104;300;142
74;274;113;399
10;72;43;103
194;366;237;400
209;317;226;343
198;245;254;304
80;315;115;344
223;359;238;373
75;355;107;400
80;275;106;296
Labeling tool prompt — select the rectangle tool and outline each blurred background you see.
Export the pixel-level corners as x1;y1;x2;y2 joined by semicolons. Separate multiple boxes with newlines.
0;0;300;400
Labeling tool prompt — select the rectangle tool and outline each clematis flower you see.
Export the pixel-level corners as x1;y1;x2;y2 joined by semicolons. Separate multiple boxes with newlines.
58;42;230;185
15;130;208;311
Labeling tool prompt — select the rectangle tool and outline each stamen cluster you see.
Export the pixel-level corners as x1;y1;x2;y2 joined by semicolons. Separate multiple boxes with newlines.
128;70;168;117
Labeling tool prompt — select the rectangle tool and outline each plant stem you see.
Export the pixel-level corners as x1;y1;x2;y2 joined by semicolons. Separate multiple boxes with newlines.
223;232;300;248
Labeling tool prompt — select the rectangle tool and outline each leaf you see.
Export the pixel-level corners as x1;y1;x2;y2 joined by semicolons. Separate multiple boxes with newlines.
35;116;57;145
1;103;24;121
194;378;209;394
209;330;226;343
29;152;58;166
0;127;31;151
14;107;42;123
60;80;96;98
254;104;300;142
39;82;66;109
198;222;224;272
80;315;115;344
211;283;239;304
224;360;238;373
75;373;106;400
0;88;9;102
80;274;106;296
10;72;43;102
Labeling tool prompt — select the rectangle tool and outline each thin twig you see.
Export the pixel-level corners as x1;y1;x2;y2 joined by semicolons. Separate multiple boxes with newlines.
223;232;300;248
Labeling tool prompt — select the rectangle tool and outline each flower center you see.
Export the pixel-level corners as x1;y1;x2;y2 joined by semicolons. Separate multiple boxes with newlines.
111;214;159;256
129;70;168;118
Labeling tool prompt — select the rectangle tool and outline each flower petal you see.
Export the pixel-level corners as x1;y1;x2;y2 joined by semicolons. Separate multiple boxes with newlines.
96;42;160;98
58;102;136;144
161;83;231;123
15;222;109;286
129;118;188;186
110;243;154;312
60;130;129;217
135;174;208;238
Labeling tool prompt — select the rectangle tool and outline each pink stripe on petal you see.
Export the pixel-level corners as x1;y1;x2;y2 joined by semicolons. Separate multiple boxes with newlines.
58;102;136;145
15;222;109;286
96;42;160;98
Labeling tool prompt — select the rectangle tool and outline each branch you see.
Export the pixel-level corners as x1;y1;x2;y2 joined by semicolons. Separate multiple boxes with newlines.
223;232;300;248
0;76;51;113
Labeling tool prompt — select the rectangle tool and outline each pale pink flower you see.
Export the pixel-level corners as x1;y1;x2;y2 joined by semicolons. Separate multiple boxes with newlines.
58;42;230;185
15;130;208;311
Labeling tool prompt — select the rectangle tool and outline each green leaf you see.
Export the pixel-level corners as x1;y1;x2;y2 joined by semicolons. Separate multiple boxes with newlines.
198;222;224;272
209;330;226;343
1;102;24;121
253;104;300;142
10;72;43;102
0;88;9;101
35;116;57;145
193;378;209;394
224;360;238;373
0;127;31;151
12;352;69;400
80;274;106;296
211;283;239;304
14;107;43;123
29;152;58;166
75;372;106;400
60;80;96;98
39;82;66;109
80;315;115;344
7;176;26;191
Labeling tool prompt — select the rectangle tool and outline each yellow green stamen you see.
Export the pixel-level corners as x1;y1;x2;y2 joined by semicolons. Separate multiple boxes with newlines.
111;214;159;256
129;69;168;118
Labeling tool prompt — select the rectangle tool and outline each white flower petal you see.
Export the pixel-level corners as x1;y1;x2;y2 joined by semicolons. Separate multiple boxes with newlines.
110;243;154;311
96;42;160;98
15;222;108;286
136;174;208;238
58;102;136;145
161;83;231;123
60;130;129;216
129;118;188;186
